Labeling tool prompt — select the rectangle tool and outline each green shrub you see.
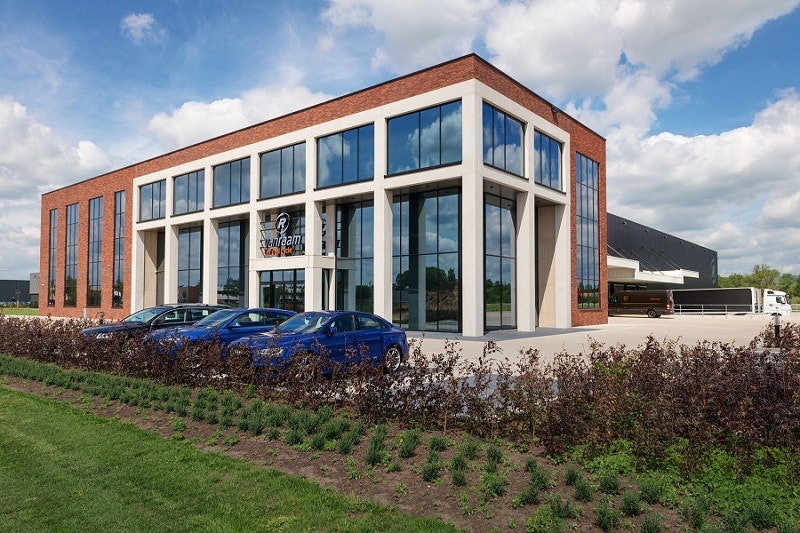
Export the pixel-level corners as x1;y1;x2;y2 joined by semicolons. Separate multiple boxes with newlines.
565;466;582;486
480;471;507;499
548;493;581;520
621;490;641;516
451;468;466;487
574;477;594;502
429;434;448;452
458;440;480;460
594;500;620;531
638;477;664;504
450;453;467;472
639;513;662;533
397;429;420;458
525;505;563;533
598;472;620;495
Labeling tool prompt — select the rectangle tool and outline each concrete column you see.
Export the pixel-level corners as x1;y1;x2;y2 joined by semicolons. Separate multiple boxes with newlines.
516;190;536;331
248;210;261;306
305;200;324;311
204;219;218;304
460;92;483;337
373;188;393;321
164;225;179;304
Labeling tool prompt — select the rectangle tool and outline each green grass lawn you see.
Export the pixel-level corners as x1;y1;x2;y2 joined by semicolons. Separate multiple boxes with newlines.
0;387;459;532
0;307;38;316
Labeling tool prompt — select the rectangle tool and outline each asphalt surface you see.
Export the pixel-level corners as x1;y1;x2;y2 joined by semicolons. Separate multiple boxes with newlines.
407;313;796;367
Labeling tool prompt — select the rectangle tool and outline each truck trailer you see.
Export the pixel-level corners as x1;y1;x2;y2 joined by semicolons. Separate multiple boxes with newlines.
672;287;792;316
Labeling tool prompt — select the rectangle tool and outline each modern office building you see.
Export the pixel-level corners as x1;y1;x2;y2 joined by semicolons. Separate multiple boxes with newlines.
39;54;607;336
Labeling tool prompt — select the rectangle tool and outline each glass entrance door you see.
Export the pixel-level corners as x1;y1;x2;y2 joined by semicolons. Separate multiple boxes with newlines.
260;270;304;312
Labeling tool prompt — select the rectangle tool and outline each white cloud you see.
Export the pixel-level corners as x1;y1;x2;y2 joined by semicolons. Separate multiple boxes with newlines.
0;97;112;277
120;13;165;44
146;85;333;150
608;90;800;273
323;0;495;71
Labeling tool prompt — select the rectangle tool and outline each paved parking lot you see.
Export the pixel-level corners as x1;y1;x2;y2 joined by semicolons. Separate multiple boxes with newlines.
408;314;796;367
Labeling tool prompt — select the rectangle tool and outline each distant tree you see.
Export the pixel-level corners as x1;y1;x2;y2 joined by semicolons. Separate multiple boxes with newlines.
777;273;796;294
748;264;780;290
718;273;747;288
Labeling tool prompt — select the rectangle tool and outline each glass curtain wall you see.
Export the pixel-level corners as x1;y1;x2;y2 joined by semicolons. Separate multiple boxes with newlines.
482;102;524;176
178;227;202;303
87;197;103;307
64;203;79;307
48;209;57;306
260;270;304;312
217;221;248;306
174;170;204;215
336;201;373;311
576;153;600;309
213;157;250;207
484;193;516;330
534;131;563;191
392;188;460;332
387;101;462;174
113;191;125;308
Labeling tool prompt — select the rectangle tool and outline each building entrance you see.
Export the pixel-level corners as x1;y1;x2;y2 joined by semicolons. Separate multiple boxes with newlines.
259;270;304;312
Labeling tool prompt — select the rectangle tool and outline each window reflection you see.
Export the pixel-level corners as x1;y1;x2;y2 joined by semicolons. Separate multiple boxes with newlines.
139;180;165;221
64;203;79;307
318;124;374;188
113;191;125;308
218;221;248;307
484;193;516;330
336;201;374;311
576;153;600;309
260;143;305;198
483;103;524;177
392;188;460;332
178;227;203;303
87;197;103;307
388;101;462;175
174;170;204;215
213;157;250;207
534;131;563;191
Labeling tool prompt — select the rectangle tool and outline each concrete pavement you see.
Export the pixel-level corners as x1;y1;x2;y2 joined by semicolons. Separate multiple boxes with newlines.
407;314;796;367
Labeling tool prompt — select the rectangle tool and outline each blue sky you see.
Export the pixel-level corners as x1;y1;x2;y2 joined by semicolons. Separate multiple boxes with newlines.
1;0;799;281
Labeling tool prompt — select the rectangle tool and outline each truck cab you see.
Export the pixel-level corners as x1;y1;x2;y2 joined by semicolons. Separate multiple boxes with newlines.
764;289;792;316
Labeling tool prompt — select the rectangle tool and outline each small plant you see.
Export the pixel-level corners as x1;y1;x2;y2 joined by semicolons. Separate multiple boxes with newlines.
529;463;550;492
458;440;480;460
638;477;664;504
285;427;305;446
395;481;408;495
451;468;466;487
421;451;442;483
170;418;186;432
743;500;776;529
681;494;711;530
365;424;390;467
524;456;539;473
594;500;621;531
385;460;401;473
548;493;581;520
429;434;449;452
222;434;239;446
574;477;594;502
480;471;507;500
450;453;467;473
457;492;474;516
565;466;582;486
512;482;540;508
598;472;620;495
639;513;662;533
526;505;564;533
621;490;641;517
397;429;420;458
485;443;503;464
344;457;361;480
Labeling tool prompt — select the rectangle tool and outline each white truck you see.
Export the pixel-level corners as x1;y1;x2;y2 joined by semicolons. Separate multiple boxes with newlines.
672;287;792;316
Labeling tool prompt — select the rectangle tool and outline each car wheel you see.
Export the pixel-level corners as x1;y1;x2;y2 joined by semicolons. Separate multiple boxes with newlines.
294;351;317;383
383;345;402;373
647;309;660;318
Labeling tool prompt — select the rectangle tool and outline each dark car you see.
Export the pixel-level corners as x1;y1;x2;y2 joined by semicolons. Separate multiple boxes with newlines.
230;310;409;376
80;304;227;340
146;307;295;354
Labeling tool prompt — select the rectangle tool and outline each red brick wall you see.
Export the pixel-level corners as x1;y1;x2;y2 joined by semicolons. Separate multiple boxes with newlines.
40;54;607;326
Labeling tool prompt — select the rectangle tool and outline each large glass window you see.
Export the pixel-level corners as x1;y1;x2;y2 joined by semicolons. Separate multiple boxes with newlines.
178;227;203;303
336;201;374;311
392;188;460;332
260;142;306;198
113;191;125;308
139;180;166;221
388;101;462;174
534;131;563;190
218;220;248;307
318;124;374;188
174;170;204;215
482;102;524;176
87;197;103;307
260;270;304;312
576;153;600;309
213;157;250;207
48;209;57;306
64;203;79;307
485;193;516;330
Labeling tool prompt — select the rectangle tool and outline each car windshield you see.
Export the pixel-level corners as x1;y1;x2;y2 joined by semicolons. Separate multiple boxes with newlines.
273;312;330;334
192;309;236;327
123;306;172;324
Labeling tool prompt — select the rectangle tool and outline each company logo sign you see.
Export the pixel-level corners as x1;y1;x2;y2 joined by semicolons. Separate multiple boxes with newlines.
261;211;304;257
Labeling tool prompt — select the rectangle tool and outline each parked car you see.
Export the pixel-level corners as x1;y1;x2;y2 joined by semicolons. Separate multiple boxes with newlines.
147;307;295;354
80;304;228;340
230;310;409;377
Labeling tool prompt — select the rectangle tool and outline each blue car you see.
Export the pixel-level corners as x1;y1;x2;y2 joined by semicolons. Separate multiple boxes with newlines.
230;310;409;376
147;307;295;354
